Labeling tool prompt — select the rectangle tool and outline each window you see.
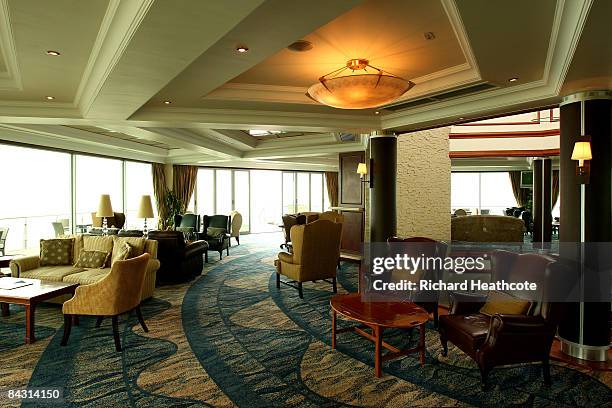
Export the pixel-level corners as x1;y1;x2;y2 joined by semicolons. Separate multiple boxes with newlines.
282;172;295;214
0;145;71;251
451;172;518;215
250;170;282;233
125;161;156;229
310;173;323;212
215;169;232;215
234;171;250;231
75;155;123;226
296;173;310;213
196;169;215;215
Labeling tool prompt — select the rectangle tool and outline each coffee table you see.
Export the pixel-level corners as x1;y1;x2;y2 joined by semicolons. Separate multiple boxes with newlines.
330;293;429;377
0;278;78;344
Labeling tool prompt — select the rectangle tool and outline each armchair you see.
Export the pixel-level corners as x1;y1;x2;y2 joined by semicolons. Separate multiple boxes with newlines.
147;231;208;283
174;213;201;233
275;219;342;298
438;250;572;387
387;236;447;327
201;215;231;261
0;227;8;256
229;211;242;245
280;214;306;251
61;254;150;352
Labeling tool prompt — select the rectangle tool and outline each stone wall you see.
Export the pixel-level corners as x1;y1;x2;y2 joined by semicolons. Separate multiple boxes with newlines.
396;127;451;240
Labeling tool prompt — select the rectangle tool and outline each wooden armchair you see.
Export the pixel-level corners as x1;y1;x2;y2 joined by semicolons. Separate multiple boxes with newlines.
275;219;342;298
61;253;150;352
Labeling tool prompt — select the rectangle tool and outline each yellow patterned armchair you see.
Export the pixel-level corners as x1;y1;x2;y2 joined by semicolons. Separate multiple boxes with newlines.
275;219;342;298
61;254;150;352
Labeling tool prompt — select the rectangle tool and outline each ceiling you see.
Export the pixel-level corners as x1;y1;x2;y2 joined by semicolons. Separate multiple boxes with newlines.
0;0;608;171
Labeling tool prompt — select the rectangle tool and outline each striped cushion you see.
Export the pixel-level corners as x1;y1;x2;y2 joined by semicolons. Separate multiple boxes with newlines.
83;236;114;266
111;237;146;265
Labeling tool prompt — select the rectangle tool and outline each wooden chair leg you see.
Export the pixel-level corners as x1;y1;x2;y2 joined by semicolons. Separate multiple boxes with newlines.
60;314;72;346
111;316;122;352
276;272;280;289
542;358;551;386
95;317;104;328
440;335;448;357
298;282;303;299
219;251;223;260
226;246;229;256
236;236;240;245
135;306;149;333
332;277;337;293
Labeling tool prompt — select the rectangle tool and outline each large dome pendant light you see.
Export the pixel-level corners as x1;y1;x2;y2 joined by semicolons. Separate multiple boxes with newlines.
306;58;414;109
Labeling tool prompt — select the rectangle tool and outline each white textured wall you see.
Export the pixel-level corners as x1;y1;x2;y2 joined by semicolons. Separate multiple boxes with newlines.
396;127;451;240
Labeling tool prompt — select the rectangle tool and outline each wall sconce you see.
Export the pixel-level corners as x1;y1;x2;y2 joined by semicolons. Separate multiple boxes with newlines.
356;160;373;188
571;140;592;179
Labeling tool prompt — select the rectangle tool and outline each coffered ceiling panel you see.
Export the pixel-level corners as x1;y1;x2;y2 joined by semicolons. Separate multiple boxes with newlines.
0;0;108;101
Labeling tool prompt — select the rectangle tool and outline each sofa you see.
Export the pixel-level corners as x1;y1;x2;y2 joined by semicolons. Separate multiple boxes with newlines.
147;231;207;283
9;235;160;301
451;215;524;242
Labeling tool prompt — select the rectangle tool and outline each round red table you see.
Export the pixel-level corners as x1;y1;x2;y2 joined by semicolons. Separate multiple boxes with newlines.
330;293;429;377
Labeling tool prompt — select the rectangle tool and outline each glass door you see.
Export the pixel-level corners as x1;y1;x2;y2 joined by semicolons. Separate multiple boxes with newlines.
233;170;250;232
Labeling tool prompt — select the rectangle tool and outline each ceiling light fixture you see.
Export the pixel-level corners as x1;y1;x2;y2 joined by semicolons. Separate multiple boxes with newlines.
46;50;61;56
287;40;313;52
45;96;55;100
508;77;518;82
306;58;414;109
235;45;249;53
375;111;380;115
163;100;171;105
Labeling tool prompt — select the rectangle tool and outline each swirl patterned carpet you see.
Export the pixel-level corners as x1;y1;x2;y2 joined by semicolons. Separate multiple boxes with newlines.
1;236;610;407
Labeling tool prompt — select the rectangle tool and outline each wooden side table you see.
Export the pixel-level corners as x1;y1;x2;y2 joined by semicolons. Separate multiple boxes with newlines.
330;293;429;377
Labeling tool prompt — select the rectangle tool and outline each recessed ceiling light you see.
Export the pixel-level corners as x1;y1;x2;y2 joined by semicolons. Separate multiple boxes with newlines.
45;96;55;100
163;100;171;105
46;50;61;56
458;117;465;120
287;40;313;52
235;45;249;53
424;32;436;40
508;77;518;82
374;111;380;115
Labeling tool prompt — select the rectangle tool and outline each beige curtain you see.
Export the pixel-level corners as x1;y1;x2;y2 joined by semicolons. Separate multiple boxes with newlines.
509;171;530;207
172;165;198;213
325;171;339;208
152;163;169;229
552;169;560;208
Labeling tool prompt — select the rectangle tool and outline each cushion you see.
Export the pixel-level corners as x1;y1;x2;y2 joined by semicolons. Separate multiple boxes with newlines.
439;314;491;351
73;250;110;268
40;239;73;266
20;265;85;282
480;291;531;316
111;236;146;265
72;234;84;263
63;268;110;285
83;235;114;266
207;227;226;238
114;242;132;263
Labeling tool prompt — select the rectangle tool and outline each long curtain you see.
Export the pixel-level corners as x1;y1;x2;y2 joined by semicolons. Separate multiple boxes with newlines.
325;171;339;208
552;169;560;208
508;171;530;207
152;163;169;229
173;165;198;213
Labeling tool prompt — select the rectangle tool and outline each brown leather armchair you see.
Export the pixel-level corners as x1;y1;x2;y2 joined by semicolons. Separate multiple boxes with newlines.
275;219;342;298
147;231;208;283
439;250;572;387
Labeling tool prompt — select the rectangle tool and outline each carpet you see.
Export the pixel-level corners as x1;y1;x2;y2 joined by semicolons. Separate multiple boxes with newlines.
0;240;610;407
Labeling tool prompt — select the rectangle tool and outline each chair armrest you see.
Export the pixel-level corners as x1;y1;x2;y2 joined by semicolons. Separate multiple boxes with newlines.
9;256;41;277
185;240;207;257
489;314;549;334
448;291;488;315
480;314;553;357
278;251;294;264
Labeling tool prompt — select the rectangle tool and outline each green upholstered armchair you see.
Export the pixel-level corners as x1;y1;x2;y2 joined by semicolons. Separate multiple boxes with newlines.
174;213;201;233
200;215;231;261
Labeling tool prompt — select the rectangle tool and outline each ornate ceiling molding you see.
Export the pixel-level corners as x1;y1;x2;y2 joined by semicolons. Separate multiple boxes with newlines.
0;0;22;90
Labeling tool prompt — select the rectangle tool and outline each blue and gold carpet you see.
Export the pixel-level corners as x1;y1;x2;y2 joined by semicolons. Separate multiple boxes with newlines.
1;238;610;407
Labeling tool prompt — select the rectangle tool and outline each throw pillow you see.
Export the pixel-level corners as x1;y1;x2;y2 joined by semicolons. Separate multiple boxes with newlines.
83;235;114;266
113;242;132;263
74;250;111;268
480;291;531;316
40;239;73;266
111;236;146;265
207;227;226;238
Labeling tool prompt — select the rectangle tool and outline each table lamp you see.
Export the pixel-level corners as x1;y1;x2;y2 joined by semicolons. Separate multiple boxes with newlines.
96;194;114;236
137;195;154;238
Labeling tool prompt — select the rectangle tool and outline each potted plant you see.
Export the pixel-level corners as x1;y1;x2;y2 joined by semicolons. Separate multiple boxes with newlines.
163;191;184;230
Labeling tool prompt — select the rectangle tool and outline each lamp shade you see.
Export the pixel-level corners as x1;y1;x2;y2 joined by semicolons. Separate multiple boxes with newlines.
137;195;154;218
571;141;592;161
96;194;114;217
356;162;368;177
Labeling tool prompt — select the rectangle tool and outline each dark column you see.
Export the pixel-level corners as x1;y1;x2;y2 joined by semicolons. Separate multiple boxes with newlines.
532;158;552;245
369;134;397;242
558;91;611;362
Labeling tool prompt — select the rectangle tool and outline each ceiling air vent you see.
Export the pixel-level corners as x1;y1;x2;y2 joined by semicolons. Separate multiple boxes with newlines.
385;82;497;111
338;133;356;142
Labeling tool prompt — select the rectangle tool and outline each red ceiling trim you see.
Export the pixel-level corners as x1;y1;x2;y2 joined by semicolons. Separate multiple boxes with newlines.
450;148;560;158
449;129;560;139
